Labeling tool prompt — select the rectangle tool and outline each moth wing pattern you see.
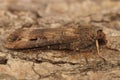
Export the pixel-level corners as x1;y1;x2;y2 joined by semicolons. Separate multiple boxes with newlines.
5;26;107;51
5;27;80;49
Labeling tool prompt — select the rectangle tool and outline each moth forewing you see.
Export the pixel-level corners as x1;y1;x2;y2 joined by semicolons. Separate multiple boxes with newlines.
4;26;107;51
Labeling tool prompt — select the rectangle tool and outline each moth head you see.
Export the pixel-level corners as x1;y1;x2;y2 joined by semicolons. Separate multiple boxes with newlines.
96;29;107;45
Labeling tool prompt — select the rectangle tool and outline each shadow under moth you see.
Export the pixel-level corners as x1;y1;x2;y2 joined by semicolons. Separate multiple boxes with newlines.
4;26;108;60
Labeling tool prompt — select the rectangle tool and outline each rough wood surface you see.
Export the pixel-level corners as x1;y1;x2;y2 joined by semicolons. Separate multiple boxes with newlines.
0;0;120;80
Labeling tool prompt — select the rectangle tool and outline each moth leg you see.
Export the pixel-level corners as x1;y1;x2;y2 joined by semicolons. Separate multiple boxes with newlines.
96;40;107;62
84;56;89;64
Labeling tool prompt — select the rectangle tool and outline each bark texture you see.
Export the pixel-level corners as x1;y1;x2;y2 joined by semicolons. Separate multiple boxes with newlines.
0;0;120;80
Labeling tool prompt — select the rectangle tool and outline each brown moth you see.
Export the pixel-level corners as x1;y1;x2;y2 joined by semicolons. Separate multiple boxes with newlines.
4;26;107;51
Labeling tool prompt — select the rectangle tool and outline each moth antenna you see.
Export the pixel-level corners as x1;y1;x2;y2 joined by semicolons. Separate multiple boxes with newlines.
105;46;119;51
96;40;106;62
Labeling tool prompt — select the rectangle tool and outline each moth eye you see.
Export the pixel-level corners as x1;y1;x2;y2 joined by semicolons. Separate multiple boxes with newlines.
97;29;103;34
97;29;103;37
98;29;102;32
96;29;107;45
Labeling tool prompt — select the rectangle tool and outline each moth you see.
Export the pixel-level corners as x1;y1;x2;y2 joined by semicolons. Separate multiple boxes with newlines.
4;26;107;60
